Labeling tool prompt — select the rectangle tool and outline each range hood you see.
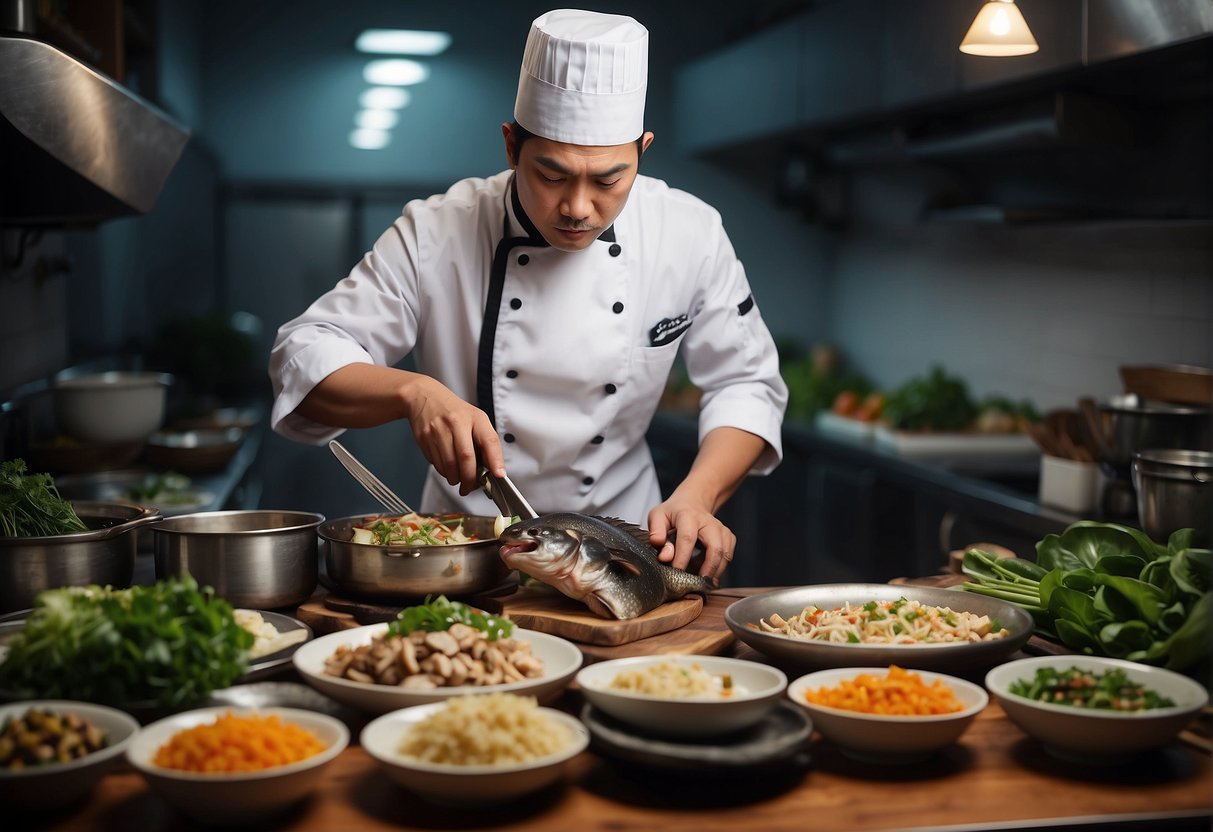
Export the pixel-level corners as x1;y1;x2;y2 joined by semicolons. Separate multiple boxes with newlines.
0;33;190;227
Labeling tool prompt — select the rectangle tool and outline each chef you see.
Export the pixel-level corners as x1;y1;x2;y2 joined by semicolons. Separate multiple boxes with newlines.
269;8;787;580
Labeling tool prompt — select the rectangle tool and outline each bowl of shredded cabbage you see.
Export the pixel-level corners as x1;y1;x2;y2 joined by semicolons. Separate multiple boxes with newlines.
575;654;787;739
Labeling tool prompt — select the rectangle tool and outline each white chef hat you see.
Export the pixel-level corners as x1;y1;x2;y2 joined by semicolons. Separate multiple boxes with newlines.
514;9;648;146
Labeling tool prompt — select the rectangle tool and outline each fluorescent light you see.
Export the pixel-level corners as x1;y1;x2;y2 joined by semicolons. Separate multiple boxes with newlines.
363;58;429;86
356;108;399;130
960;0;1039;57
360;87;411;110
349;128;391;150
356;28;451;56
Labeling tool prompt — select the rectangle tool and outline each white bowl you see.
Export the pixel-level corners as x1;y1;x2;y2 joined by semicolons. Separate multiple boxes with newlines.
54;371;171;444
292;623;583;714
126;706;349;825
575;655;788;739
0;700;140;810
787;667;988;763
361;701;588;806
985;655;1209;762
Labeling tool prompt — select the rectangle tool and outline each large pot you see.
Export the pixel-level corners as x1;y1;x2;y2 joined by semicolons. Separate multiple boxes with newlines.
0;501;162;613
54;371;173;444
151;510;324;609
1095;397;1211;469
1132;449;1213;547
319;515;510;601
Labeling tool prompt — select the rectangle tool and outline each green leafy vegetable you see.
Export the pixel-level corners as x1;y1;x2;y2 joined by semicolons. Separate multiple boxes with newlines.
1008;665;1175;711
0;458;87;537
959;522;1211;672
882;365;977;432
0;575;254;708
386;595;514;641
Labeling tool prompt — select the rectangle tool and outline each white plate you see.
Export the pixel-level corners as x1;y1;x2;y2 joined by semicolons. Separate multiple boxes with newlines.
873;426;1037;459
361;700;588;806
292;623;582;714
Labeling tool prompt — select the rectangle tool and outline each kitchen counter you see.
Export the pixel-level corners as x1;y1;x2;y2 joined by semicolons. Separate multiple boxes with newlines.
15;588;1211;832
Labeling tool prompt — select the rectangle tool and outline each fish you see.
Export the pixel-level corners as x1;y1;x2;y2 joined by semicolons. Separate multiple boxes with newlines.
497;512;718;620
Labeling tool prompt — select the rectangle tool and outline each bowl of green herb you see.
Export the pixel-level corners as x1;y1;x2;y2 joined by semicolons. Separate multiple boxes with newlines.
986;655;1209;762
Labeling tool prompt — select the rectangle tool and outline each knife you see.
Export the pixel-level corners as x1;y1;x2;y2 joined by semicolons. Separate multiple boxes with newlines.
477;465;539;521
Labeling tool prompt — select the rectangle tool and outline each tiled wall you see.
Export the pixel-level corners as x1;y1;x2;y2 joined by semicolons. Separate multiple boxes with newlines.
0;231;69;393
828;221;1212;411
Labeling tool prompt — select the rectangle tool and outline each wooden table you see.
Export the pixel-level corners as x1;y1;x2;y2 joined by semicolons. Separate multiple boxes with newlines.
16;589;1212;832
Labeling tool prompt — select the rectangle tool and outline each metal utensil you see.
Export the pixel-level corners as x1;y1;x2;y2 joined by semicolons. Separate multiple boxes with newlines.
478;465;538;520
328;439;416;516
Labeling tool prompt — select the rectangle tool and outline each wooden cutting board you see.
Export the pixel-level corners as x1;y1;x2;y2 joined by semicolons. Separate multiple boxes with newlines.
296;588;738;660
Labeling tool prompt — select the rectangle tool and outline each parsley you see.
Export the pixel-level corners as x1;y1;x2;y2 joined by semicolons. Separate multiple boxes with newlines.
0;459;87;537
386;595;514;641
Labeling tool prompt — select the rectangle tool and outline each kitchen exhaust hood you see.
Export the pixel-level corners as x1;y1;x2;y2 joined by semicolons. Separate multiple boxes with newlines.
0;33;190;227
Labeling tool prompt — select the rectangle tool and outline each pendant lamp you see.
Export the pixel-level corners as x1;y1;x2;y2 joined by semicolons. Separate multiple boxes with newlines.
960;0;1039;57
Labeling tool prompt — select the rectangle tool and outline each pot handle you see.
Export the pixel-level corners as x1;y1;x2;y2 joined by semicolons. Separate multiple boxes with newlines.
94;505;164;540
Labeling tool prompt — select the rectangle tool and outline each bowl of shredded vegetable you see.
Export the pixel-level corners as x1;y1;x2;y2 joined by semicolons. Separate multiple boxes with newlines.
319;513;511;600
787;665;988;763
985;655;1209;762
126;706;348;824
575;655;788;739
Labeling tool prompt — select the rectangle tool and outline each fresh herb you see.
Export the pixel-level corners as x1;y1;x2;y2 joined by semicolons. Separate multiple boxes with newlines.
0;575;254;708
122;472;193;503
386;594;514;641
959;522;1211;671
882;365;977;432
1009;666;1176;711
0;459;87;537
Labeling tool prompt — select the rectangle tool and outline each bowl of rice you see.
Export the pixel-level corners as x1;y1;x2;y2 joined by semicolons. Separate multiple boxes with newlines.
575;654;788;739
126;706;349;824
360;693;589;806
787;665;988;763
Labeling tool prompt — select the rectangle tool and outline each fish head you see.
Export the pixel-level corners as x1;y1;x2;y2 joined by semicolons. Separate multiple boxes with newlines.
497;518;583;577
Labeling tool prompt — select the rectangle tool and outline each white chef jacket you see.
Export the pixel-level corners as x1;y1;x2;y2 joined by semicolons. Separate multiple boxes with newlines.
270;169;787;524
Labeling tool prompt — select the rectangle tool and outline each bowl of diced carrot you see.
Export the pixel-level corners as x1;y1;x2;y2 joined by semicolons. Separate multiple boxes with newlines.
787;665;988;763
126;706;349;825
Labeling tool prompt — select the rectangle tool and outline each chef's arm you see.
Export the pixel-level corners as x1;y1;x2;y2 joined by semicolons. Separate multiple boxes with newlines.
297;363;507;492
648;426;768;579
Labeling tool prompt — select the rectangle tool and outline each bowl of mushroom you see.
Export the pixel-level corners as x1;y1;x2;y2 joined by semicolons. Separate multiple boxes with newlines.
291;597;583;714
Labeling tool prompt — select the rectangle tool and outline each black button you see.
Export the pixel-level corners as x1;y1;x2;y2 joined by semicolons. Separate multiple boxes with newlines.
504;433;516;443
612;302;624;314
608;243;621;257
604;383;617;395
510;298;522;310
518;254;530;265
582;476;595;485
591;435;604;445
506;369;518;379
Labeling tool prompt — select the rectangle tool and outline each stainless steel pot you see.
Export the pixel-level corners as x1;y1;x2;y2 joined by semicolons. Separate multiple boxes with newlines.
319;514;510;601
151;510;324;609
1096;397;1211;469
0;501;161;613
1132;449;1213;547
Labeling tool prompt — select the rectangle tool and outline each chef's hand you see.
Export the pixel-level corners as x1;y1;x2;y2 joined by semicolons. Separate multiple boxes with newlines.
403;375;506;495
647;497;736;581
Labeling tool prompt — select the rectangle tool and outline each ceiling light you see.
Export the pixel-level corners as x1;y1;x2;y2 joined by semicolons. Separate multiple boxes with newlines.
360;87;411;110
363;58;429;86
349;128;391;150
960;0;1039;57
356;28;451;56
356;109;399;131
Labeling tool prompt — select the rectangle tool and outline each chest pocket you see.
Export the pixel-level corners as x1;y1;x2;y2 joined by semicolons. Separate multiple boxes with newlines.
627;327;686;406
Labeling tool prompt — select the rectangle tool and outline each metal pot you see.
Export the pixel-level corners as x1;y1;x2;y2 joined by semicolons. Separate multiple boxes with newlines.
319;515;510;601
151;510;324;609
0;501;162;613
1132;449;1213;547
1096;397;1211;469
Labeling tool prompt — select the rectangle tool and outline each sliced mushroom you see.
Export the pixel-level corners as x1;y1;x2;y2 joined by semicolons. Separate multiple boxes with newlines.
424;630;460;657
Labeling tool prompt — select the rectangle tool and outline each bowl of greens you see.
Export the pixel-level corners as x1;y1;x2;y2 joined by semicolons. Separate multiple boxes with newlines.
0;459;162;613
986;655;1209;762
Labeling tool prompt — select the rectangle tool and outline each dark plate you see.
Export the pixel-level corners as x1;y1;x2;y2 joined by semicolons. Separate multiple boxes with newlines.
725;584;1034;673
581;699;811;772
